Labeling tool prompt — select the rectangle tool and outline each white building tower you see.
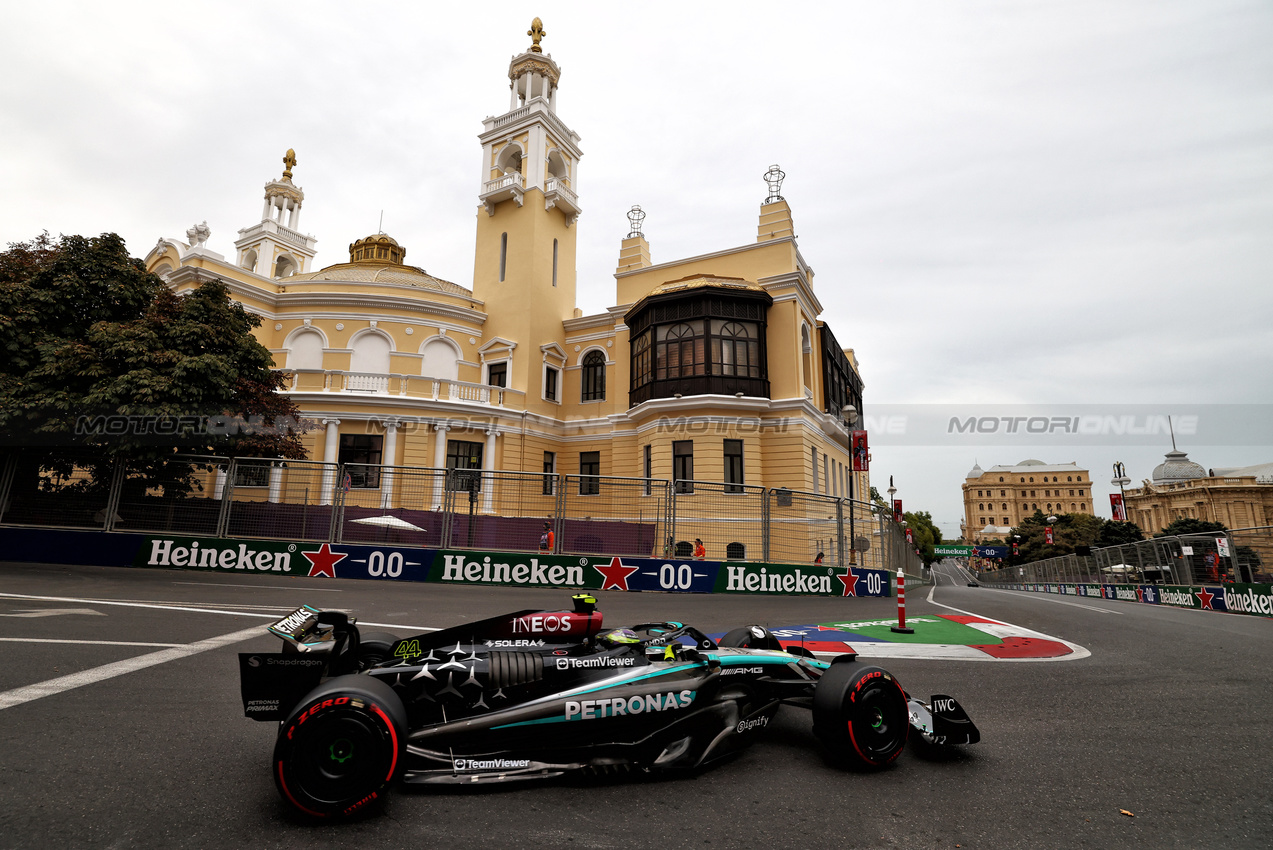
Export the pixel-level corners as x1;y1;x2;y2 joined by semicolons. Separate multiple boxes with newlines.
233;149;318;279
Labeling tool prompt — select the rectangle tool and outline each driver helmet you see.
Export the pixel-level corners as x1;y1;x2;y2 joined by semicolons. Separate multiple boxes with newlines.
598;628;641;647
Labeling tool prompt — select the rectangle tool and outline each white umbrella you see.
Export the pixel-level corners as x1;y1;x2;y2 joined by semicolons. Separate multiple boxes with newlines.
350;515;425;532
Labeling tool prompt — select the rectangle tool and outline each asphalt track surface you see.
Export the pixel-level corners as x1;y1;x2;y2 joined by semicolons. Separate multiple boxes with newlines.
0;559;1269;849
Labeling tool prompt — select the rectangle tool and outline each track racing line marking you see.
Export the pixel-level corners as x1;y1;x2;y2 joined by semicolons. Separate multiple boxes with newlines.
0;625;264;711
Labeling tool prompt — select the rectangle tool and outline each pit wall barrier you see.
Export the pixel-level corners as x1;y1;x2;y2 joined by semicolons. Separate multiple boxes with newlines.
0;527;892;598
998;581;1273;618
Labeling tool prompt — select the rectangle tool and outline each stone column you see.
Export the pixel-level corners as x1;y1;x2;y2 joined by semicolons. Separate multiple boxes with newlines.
431;423;450;509
321;419;341;505
268;460;283;504
380;420;399;509
483;429;500;513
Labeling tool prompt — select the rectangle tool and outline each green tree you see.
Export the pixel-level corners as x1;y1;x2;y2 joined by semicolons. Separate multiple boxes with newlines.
1155;517;1226;538
903;509;943;566
0;233;309;491
1095;520;1145;547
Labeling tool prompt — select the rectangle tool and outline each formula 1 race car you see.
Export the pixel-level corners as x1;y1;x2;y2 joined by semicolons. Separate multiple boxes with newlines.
239;595;979;819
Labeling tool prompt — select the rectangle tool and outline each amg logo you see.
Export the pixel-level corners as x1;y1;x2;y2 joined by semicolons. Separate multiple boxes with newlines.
720;667;764;675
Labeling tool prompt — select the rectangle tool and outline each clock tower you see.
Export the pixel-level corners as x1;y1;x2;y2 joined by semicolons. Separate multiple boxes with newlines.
472;20;583;400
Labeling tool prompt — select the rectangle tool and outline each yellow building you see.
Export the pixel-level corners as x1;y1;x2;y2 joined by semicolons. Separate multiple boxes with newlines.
144;22;869;544
1123;451;1273;532
961;460;1093;542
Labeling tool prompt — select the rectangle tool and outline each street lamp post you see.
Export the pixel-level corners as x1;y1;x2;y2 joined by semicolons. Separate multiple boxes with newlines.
1046;515;1059;583
1112;461;1131;524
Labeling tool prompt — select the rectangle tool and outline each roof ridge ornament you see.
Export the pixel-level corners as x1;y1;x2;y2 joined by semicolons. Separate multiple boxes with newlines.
528;17;546;53
282;148;297;181
626;205;645;238
763;164;785;203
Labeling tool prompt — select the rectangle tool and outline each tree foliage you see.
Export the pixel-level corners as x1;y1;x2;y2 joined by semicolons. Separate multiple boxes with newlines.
0;233;309;481
902;509;943;566
1155;517;1227;538
1006;511;1144;564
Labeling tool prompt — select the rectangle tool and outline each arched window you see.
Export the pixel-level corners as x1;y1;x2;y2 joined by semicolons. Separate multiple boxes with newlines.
581;351;606;401
421;337;460;380
675;540;693;558
239;249;257;272
632;332;652;387
657;322;705;379
274;254;296;278
713;321;760;377
285;330;325;370
725;542;745;560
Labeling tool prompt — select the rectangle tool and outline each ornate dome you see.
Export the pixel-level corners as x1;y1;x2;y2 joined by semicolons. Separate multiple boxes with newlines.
286;232;473;297
1017;459;1046;466
966;462;984;479
349;233;405;265
1152;449;1207;484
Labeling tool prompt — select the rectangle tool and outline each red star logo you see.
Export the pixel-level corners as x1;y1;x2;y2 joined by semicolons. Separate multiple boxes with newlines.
1194;586;1215;610
836;568;860;597
302;543;347;578
593;556;639;591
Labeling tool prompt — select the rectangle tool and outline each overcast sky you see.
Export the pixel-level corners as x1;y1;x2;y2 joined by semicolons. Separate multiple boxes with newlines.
3;1;1270;538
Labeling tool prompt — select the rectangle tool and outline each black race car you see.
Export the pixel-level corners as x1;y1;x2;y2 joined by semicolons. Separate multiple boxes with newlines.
239;595;979;819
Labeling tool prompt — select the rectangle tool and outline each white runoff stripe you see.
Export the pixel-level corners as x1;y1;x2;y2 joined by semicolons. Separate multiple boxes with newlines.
0;625;262;712
972;586;1124;615
0;638;183;648
0;592;433;632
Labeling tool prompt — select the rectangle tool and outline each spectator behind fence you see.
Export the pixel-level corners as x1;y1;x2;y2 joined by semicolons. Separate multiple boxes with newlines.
693;538;706;560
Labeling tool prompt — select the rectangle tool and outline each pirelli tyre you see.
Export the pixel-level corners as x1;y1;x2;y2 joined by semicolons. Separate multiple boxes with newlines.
718;625;784;652
812;664;908;768
355;631;400;670
273;674;407;818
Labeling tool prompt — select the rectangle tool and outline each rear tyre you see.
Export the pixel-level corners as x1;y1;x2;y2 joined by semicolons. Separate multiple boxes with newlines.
356;631;400;670
273;674;406;819
719;625;783;651
813;664;908;768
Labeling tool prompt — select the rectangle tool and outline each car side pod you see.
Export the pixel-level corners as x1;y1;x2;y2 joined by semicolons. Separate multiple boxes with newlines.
905;695;980;747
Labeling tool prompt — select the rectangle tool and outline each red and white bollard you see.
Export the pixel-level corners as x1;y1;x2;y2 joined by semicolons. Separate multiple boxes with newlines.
891;568;914;634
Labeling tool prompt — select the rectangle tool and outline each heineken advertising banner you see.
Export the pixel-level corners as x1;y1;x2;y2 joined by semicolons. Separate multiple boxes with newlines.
934;544;1008;559
1000;581;1273;617
0;528;890;599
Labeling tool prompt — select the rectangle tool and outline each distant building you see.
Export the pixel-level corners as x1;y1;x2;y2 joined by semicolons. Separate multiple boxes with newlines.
1123;450;1273;532
961;460;1093;542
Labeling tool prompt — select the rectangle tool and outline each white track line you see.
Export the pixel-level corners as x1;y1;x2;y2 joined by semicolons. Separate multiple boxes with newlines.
170;582;344;592
970;586;1124;614
0;625;263;711
0;592;433;632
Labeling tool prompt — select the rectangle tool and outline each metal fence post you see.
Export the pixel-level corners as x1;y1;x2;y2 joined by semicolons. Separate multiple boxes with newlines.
103;460;125;532
215;459;235;538
0;454;16;524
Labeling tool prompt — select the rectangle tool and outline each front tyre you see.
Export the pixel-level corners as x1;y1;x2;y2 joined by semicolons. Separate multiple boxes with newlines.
813;664;908;768
273;674;406;818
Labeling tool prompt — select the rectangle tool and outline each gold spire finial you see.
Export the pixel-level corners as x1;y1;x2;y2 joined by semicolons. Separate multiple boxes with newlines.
528;17;546;53
282;148;297;180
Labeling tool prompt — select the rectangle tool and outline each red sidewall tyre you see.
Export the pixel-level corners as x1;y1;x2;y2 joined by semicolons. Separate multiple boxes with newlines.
813;664;908;768
273;674;406;818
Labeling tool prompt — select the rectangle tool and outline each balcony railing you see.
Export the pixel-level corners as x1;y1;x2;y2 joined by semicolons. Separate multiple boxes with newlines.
280;370;525;407
481;172;525;197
